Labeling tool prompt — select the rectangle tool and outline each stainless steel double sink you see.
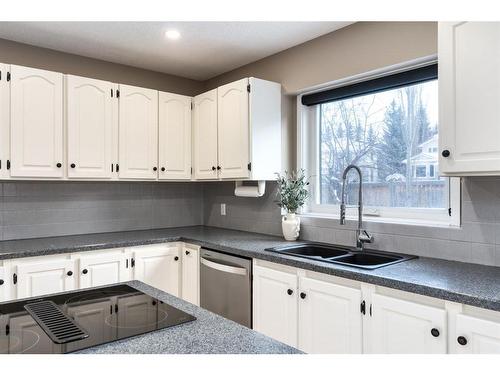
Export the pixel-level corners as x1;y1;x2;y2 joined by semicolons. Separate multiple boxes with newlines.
265;243;415;270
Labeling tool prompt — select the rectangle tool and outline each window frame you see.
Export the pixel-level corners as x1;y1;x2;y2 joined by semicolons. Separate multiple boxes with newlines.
297;56;461;227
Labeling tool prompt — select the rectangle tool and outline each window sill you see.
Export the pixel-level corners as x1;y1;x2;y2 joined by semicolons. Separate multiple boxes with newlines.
299;212;459;229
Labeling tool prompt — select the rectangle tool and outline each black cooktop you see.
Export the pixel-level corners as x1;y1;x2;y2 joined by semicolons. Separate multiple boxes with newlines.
0;285;196;354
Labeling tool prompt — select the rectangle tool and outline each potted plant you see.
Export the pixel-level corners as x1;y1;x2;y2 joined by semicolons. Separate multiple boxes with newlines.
275;169;309;241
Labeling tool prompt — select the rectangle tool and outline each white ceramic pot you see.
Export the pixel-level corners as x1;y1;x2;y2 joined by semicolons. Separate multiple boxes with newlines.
282;213;300;241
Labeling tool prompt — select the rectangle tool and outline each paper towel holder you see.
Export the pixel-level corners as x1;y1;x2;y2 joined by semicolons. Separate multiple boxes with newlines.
234;180;266;197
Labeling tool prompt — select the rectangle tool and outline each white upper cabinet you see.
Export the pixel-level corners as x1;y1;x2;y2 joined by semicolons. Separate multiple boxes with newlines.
439;22;500;175
10;65;63;178
158;92;192;180
369;293;447;354
217;78;250;179
193;77;281;181
0;64;9;179
67;75;114;179
118;84;158;180
453;313;500;354
298;276;362;354
193;89;218;180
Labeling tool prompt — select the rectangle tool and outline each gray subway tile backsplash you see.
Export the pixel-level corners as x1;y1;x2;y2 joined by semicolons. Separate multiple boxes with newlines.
2;176;500;267
202;177;500;267
0;181;203;241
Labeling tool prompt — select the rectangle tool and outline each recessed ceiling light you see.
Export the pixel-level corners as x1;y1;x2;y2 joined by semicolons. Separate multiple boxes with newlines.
165;30;181;40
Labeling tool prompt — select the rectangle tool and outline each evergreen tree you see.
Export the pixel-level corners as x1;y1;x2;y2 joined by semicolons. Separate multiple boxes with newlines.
377;100;406;180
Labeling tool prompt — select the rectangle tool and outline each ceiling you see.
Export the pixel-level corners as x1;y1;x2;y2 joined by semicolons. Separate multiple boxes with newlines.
0;22;352;80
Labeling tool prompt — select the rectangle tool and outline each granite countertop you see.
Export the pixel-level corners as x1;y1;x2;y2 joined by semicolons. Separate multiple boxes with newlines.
76;280;299;354
1;226;500;312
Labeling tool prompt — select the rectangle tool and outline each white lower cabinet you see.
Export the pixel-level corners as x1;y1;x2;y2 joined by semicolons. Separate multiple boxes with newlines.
452;312;500;353
13;257;76;299
0;266;7;302
132;244;181;297
298;276;362;354
253;263;298;348
181;244;200;305
369;293;447;354
78;250;130;289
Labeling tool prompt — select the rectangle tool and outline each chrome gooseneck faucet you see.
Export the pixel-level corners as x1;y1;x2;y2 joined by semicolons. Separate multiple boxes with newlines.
340;164;373;251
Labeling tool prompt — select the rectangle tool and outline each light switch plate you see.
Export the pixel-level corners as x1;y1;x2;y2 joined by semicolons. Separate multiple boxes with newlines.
220;203;226;216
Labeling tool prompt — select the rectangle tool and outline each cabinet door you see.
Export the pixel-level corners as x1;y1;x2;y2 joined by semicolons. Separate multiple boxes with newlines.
79;252;129;289
10;65;63;178
15;258;76;299
454;313;500;353
0;64;9;179
0;266;7;302
193;89;218;179
181;246;199;305
116;294;158;339
253;264;298;347
67;75;114;179
65;299;116;352
133;244;181;297
158;92;192;180
217;78;250;179
439;22;500;175
370;293;447;354
298;276;362;354
118;84;158;179
8;314;61;354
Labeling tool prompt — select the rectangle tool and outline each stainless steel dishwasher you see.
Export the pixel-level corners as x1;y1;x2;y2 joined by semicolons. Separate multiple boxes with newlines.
200;248;252;328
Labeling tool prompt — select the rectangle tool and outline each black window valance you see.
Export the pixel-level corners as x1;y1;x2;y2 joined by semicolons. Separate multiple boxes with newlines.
301;63;438;106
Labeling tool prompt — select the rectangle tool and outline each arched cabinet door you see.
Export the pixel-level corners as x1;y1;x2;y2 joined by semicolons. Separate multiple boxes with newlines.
158;92;192;180
67;75;114;179
118;84;158;180
217;78;250;179
10;65;63;178
193;89;218;180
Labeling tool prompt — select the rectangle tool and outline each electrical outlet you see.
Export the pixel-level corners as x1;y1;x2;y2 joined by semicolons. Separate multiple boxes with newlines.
220;203;226;216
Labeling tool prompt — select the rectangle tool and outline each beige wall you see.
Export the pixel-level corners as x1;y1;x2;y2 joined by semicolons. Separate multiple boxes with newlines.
0;38;204;96
204;22;438;170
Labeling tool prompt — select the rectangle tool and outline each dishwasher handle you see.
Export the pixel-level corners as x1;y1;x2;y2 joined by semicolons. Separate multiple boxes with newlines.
201;257;248;276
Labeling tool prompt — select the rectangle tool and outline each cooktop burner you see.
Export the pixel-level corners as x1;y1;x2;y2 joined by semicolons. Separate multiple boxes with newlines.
0;285;196;354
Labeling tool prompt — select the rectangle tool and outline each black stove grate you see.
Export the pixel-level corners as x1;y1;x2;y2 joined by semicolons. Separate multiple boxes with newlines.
24;300;89;344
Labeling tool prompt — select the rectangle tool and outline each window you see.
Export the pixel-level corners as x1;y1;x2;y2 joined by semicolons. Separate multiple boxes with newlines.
298;60;460;225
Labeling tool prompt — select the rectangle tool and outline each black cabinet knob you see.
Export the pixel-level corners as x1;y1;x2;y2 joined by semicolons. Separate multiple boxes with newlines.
152;300;157;306
431;328;440;337
185;250;190;255
442;149;451;158
67;271;73;276
212;166;216;171
300;292;307;299
153;167;157;171
0;279;4;286
70;163;76;168
217;166;221;170
82;269;88;275
56;163;62;168
287;289;293;295
174;256;179;261
457;336;467;346
161;167;165;172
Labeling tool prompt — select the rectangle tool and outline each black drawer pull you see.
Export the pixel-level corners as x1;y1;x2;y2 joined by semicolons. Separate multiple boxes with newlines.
70;163;76;168
287;289;293;296
300;292;307;299
56;163;62;168
67;271;73;276
431;328;440;337
442;149;450;158
82;269;88;275
185;250;190;255
457;336;467;346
